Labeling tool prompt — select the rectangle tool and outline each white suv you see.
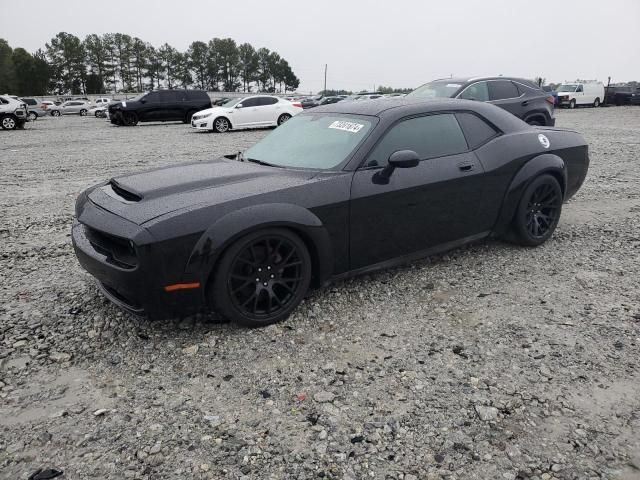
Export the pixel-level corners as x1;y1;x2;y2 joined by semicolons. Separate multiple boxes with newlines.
0;95;28;130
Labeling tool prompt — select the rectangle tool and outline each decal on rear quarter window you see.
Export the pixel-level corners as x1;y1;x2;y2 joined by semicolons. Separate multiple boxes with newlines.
446;84;462;88
329;121;364;133
538;134;550;149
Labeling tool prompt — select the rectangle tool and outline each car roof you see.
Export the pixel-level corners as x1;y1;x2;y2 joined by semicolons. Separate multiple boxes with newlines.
309;97;529;133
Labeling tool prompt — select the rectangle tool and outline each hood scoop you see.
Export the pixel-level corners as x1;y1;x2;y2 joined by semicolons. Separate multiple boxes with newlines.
103;179;142;203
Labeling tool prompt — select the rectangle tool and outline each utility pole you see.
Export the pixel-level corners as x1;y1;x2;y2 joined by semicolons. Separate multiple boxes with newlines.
323;64;327;94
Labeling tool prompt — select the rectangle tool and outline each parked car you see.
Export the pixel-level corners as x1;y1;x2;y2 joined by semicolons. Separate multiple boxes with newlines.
541;85;558;106
345;93;384;101
88;104;105;117
73;98;589;327
407;77;555;126
317;96;344;106
190;96;303;132
20;97;49;120
108;90;211;126
42;101;62;116
604;85;635;106
631;88;640;105
0;95;28;129
57;100;92;116
212;97;237;106
556;82;605;108
94;97;111;106
300;97;320;109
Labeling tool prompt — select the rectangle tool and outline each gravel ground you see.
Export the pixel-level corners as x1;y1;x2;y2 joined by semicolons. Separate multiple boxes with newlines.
1;108;639;480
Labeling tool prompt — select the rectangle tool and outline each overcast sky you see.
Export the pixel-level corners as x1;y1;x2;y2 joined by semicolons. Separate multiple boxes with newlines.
2;0;639;93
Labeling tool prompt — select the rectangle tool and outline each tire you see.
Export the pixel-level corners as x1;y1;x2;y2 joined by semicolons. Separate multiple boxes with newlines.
51;110;61;117
28;112;38;121
122;111;138;126
277;113;292;126
593;97;600;108
213;116;230;133
569;99;576;109
1;115;17;130
512;174;563;247
94;111;99;117
210;228;312;327
183;110;196;124
79;109;88;116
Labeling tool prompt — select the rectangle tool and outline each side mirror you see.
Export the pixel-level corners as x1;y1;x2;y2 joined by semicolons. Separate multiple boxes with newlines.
373;150;420;185
235;103;243;108
388;150;420;168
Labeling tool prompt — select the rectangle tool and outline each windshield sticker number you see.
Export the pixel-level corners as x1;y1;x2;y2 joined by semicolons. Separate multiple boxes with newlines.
329;121;364;133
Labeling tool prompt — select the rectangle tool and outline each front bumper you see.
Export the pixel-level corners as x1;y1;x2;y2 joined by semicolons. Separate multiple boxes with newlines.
191;118;212;130
72;199;205;319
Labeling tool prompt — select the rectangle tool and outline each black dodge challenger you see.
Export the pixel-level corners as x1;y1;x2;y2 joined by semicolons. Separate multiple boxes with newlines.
73;98;589;327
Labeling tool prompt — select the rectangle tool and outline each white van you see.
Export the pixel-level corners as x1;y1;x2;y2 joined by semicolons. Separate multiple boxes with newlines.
557;81;605;108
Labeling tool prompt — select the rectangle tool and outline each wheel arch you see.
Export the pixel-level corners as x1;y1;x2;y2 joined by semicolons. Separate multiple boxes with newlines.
214;115;233;130
184;203;333;296
493;153;567;235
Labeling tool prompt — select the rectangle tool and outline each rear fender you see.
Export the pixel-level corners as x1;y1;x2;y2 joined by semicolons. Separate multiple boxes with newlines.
184;203;333;290
493;153;567;234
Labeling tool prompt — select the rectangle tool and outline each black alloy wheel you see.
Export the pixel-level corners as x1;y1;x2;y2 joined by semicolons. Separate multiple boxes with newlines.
51;110;61;117
213;117;230;133
80;109;88;116
122;112;138;126
513;174;563;246
277;113;291;126
211;228;312;327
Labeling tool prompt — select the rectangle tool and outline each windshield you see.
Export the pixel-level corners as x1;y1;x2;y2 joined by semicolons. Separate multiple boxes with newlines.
407;81;463;98
221;97;241;107
243;114;374;169
557;84;578;92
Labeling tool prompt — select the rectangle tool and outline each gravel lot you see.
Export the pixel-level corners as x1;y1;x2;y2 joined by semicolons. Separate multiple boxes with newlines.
1;108;639;480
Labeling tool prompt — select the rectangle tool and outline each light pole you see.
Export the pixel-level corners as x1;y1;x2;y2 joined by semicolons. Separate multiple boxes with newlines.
323;64;327;94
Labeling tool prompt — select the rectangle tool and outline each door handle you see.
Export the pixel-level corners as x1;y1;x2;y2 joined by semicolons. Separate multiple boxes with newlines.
521;100;529;106
458;162;475;172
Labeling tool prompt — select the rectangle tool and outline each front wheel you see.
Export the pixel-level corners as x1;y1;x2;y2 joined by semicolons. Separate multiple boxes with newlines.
213;117;230;133
183;110;196;124
122;112;138;126
569;99;576;109
512;174;563;246
593;97;600;107
79;109;87;116
1;115;17;130
277;113;292;126
210;228;312;327
51;110;61;117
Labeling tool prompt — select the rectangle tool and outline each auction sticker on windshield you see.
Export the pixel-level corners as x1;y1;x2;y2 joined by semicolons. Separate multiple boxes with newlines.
329;121;364;133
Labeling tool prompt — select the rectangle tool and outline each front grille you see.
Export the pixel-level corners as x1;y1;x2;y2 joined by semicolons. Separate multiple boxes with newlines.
84;225;138;269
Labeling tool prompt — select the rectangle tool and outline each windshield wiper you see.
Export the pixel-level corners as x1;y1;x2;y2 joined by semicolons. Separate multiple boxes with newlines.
246;158;282;168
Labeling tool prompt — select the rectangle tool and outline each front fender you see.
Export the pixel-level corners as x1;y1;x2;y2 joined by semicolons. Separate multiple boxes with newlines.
493;153;567;234
184;203;333;288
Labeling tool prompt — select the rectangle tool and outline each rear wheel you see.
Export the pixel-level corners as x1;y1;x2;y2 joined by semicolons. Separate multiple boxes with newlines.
277;113;292;126
512;174;563;246
79;109;88;116
210;228;312;327
1;115;17;130
213;117;230;133
28;112;38;121
569;99;576;109
51;110;61;117
593;97;600;107
183;110;197;124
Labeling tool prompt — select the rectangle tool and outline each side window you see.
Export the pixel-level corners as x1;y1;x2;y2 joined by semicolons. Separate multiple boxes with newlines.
258;97;278;106
459;82;489;101
241;98;260;108
0;97;8;104
23;98;37;105
365;114;468;167
159;91;178;102
488;81;520;100
455;112;499;149
576;85;583;93
173;90;187;101
145;92;160;103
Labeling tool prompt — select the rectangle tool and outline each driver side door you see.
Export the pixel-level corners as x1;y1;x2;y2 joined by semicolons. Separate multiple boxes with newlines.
231;97;261;127
349;113;488;270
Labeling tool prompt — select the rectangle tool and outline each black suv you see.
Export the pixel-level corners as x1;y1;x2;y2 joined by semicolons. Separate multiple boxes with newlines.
108;90;211;126
407;77;555;126
604;85;635;106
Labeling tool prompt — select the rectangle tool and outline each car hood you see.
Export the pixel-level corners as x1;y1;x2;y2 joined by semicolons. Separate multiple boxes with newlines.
194;106;234;117
87;158;318;225
556;92;573;97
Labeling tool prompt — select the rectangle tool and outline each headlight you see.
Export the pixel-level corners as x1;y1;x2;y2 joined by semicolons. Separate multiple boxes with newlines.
194;113;212;120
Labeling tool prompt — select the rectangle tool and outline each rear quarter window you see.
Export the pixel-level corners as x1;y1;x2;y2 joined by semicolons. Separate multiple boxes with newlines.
455;112;499;149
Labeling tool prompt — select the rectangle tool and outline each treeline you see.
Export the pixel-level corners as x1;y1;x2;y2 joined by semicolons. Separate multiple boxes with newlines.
0;33;300;96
